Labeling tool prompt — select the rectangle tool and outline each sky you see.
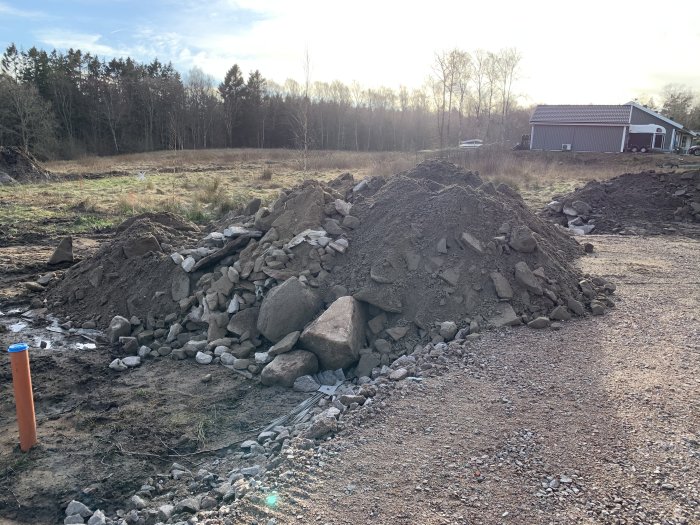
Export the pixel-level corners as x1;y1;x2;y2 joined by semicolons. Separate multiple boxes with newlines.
1;0;699;105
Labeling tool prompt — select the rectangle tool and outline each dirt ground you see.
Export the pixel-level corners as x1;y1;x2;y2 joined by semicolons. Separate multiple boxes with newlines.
0;317;310;524
231;235;700;524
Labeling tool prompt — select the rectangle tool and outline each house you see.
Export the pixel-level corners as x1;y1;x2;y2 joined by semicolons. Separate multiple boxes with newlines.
529;102;696;153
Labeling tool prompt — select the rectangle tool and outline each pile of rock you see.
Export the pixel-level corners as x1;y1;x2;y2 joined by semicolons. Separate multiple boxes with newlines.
47;161;612;390
542;170;700;235
0;146;52;185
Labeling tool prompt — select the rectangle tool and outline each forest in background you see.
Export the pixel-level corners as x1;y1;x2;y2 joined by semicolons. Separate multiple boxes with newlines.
0;43;697;160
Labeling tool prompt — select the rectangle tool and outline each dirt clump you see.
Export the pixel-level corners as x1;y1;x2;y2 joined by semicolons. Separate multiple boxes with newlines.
46;214;198;327
0;146;52;184
542;170;700;236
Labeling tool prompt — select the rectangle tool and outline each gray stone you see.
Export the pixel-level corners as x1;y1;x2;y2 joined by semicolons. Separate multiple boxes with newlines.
293;374;321;392
514;261;543;295
241;465;262;477
490;303;521;328
353;288;403;313
439;268;460;286
257;277;322;342
109;358;127;371
182;256;196;273
208;311;230;341
106;315;131;344
550;305;572;321
48;236;73;265
64;516;84;525
301;296;366;370
196;351;213;364
437;238;448;254
509;227;537;253
339;394;366;406
303;416;338;439
590;300;605;315
227;307;260;339
122;356;141;368
323;218;344;235
527;316;551;329
572;200;592;215
166;322;182;343
66;500;92;517
342;215;360;229
367;313;387;335
374;338;391;354
460;231;483;253
171;269;190;301
174;497;200;513
386;325;409;341
170;252;184;265
244;197;262;215
119;336;138;354
439;321;458;340
220;352;236;365
316;369;339;385
255;351;273;365
87;510;106;525
389;367;409;381
157;505;174;522
490;272;513;300
130;495;147;510
269;331;300;356
261;350;319;387
354;352;380;378
567;298;585;316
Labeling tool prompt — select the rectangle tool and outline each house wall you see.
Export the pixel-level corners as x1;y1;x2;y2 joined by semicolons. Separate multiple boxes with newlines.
531;124;625;152
629;106;681;151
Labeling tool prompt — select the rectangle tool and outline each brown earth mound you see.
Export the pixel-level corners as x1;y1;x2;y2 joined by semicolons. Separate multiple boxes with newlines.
44;161;612;384
46;214;198;326
541;170;700;236
328;165;585;332
0;146;52;184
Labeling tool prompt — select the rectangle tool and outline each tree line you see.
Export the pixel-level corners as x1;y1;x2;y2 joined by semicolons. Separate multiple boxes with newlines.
3;43;695;160
0;44;540;159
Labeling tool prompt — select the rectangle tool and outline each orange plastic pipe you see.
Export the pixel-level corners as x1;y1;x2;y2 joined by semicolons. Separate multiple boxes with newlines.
8;343;37;452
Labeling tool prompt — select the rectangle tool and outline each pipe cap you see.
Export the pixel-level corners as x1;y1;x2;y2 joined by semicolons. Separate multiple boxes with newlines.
8;343;29;353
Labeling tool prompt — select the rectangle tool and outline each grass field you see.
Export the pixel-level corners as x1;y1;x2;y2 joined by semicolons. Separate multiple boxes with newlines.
0;147;686;240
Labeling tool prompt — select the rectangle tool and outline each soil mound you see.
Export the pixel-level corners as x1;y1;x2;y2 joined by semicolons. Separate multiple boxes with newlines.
46;214;197;326
0;146;51;184
541;170;700;235
329;172;585;332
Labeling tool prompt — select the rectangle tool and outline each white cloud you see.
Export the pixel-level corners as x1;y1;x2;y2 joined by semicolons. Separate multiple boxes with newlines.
31;0;700;103
0;1;46;18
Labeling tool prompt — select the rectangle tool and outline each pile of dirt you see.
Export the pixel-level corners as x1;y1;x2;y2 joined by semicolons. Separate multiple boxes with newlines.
0;146;52;184
328;162;587;334
43;161;613;388
541;170;700;235
46;214;200;326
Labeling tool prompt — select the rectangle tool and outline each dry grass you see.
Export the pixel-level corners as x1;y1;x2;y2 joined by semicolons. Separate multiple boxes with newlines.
2;147;683;238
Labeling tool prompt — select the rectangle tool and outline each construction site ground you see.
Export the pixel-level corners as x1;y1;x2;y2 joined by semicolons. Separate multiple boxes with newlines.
0;150;699;524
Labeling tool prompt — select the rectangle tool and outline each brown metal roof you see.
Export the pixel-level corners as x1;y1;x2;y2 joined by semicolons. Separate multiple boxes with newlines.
530;105;631;125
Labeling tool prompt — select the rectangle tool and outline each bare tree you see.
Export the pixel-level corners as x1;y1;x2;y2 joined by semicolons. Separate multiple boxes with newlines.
0;74;56;154
496;48;522;142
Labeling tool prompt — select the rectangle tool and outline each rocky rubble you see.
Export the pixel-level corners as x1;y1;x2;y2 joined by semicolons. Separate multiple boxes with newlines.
541;170;700;235
45;161;612;391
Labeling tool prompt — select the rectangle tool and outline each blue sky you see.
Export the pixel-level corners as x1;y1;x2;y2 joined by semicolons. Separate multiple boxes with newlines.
1;0;699;105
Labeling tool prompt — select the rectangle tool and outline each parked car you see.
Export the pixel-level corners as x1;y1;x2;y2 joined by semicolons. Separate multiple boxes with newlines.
458;139;483;149
688;145;700;156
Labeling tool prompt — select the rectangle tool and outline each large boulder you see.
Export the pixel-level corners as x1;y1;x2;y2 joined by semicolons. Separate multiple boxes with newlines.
260;350;319;387
300;296;366;370
257;277;322;343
